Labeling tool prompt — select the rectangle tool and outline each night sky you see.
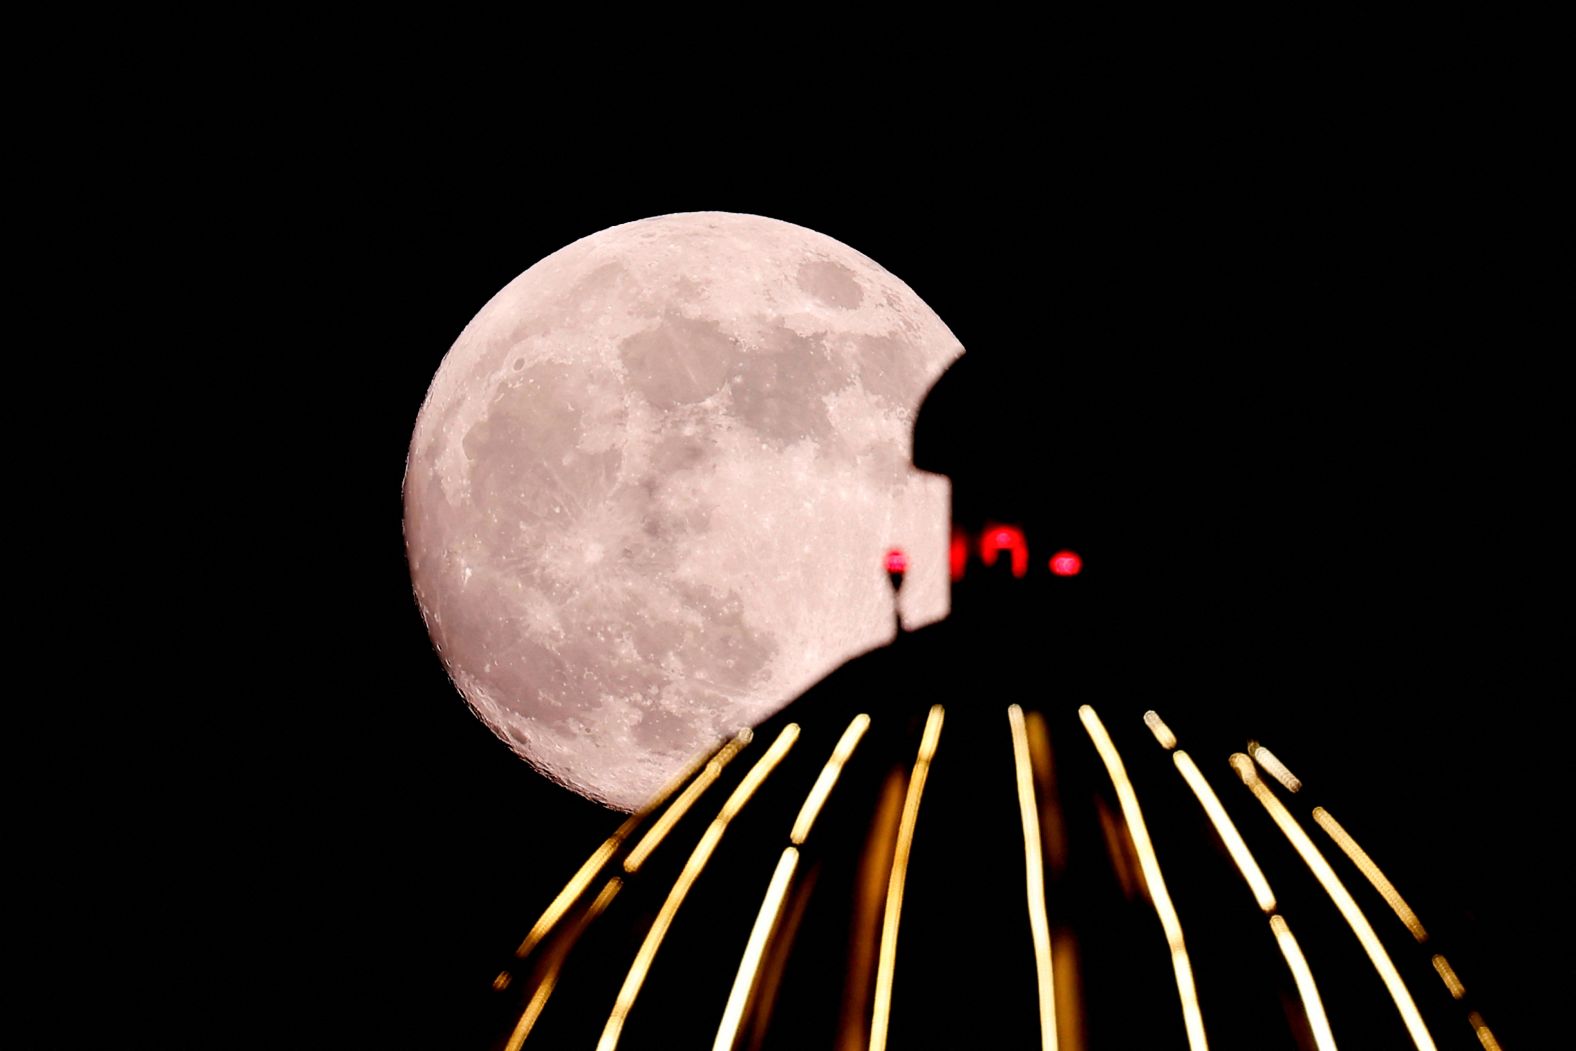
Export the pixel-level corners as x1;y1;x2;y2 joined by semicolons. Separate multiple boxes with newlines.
286;116;1564;1048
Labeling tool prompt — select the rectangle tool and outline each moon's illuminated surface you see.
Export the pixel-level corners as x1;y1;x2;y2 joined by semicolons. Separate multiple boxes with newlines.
404;212;961;810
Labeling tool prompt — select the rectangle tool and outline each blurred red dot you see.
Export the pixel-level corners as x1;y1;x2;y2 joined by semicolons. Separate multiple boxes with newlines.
980;525;1029;578
884;548;908;573
1050;550;1083;576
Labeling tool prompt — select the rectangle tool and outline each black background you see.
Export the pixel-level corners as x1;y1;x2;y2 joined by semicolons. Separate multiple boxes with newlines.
254;97;1566;1048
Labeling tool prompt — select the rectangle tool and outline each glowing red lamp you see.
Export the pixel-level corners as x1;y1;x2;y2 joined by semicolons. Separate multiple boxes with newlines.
980;526;1029;578
884;548;908;574
950;531;967;581
1049;550;1083;577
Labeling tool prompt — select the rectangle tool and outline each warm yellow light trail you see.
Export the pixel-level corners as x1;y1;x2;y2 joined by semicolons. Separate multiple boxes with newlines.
504;877;623;1051
1009;705;1058;1050
791;713;872;844
514;828;628;960
1145;716;1334;1046
1430;954;1464;999
1080;706;1208;1051
1248;740;1302;793
597;725;799;1051
1312;807;1428;942
1231;754;1435;1051
869;704;944;1051
1269;915;1339;1051
1467;1011;1502;1051
714;716;877;1050
623;729;753;874
712;847;799;1051
516;735;737;958
1143;710;1177;750
1172;750;1276;914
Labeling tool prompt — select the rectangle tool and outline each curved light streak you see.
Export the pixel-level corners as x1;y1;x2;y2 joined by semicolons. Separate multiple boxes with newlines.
792;714;872;844
1269;916;1338;1051
1143;710;1177;751
513;828;629;961
1173;750;1276;914
713;847;799;1051
513;738;722;960
1080;705;1208;1051
1247;740;1302;793
1144;714;1336;1048
715;714;874;1049
869;704;945;1051
1429;954;1464;1000
1468;1011;1502;1051
623;729;753;874
1009;705;1058;1050
1312;806;1427;942
1231;754;1435;1051
597;724;799;1051
505;877;623;1051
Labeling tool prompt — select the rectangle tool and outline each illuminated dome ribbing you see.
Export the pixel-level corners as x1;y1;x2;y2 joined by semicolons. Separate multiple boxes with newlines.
476;638;1500;1050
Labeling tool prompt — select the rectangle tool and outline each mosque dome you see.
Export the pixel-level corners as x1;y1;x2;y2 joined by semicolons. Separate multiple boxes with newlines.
471;356;1503;1051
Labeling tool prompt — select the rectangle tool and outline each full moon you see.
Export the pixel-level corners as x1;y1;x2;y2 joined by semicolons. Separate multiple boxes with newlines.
404;212;961;810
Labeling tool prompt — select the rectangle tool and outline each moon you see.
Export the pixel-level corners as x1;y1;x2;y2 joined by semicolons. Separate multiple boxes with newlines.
404;212;961;810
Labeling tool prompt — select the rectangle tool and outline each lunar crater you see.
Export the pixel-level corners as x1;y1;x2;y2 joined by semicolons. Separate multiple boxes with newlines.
796;258;865;309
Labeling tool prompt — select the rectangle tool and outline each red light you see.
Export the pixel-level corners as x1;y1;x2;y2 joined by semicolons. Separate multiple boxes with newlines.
950;531;967;581
980;525;1029;578
884;548;908;573
1050;550;1083;576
